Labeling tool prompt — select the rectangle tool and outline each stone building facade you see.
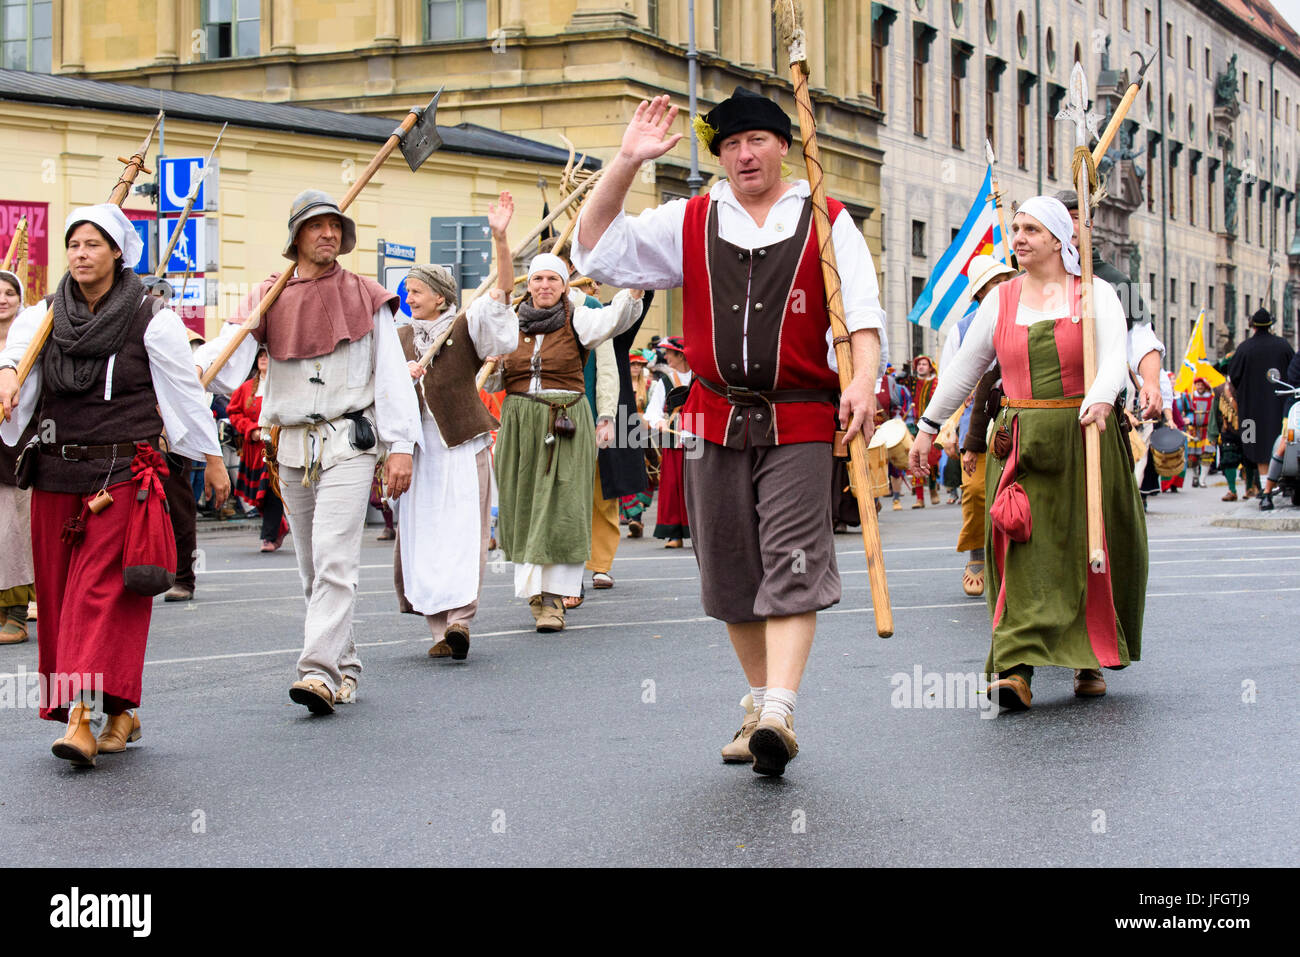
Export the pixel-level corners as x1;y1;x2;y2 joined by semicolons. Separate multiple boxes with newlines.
874;0;1300;367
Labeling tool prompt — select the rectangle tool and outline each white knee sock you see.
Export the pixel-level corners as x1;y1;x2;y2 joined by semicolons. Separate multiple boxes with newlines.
761;687;797;724
748;686;766;713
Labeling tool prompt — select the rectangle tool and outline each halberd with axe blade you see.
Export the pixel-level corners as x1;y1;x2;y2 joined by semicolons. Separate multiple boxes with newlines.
1057;63;1109;574
200;90;445;389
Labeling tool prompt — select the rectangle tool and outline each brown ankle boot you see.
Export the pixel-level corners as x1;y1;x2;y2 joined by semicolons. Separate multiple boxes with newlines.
97;711;142;753
51;702;98;767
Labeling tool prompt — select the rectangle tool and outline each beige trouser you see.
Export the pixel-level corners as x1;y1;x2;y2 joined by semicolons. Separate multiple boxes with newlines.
279;453;375;693
585;468;621;575
956;451;987;553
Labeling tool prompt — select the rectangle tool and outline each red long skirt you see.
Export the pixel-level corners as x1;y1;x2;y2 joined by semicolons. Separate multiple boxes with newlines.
653;446;690;540
33;481;153;721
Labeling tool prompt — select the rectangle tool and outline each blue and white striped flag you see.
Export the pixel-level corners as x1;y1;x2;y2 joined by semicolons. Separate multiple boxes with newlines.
906;167;1007;331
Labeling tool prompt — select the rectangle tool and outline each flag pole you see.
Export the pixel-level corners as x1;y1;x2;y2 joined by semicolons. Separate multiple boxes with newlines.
985;140;1014;266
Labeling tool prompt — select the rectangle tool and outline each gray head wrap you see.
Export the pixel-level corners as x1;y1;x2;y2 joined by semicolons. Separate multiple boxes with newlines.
407;263;458;309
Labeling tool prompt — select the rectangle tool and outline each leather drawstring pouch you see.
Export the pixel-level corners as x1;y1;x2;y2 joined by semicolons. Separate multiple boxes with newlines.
122;442;177;596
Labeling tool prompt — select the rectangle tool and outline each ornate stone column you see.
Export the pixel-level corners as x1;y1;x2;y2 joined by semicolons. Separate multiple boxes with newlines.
271;0;296;54
60;0;84;73
375;0;399;45
155;0;178;63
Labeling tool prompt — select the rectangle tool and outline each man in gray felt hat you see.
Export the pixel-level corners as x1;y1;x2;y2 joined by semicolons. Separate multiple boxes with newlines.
195;189;422;715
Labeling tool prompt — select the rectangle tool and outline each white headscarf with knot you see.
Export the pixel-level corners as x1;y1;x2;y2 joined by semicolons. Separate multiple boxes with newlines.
1016;196;1080;276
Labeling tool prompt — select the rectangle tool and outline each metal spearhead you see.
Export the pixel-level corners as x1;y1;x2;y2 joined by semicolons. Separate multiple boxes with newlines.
1059;62;1096;148
399;87;444;172
984;139;996;167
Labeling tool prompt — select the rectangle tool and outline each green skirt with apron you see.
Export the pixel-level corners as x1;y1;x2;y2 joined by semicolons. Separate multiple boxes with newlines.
495;392;596;566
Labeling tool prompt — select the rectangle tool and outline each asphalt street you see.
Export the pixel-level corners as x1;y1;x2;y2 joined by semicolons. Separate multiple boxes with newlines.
0;477;1295;867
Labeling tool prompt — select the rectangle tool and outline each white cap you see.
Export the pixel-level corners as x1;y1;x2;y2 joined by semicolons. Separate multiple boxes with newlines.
527;253;570;282
64;203;144;269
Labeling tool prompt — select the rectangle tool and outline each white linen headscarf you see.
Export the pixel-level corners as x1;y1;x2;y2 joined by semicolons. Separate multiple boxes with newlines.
64;203;144;270
1016;196;1080;276
527;253;570;282
0;269;23;307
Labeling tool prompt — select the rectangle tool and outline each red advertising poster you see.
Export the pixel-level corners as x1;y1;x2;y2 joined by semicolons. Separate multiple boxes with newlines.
0;200;49;305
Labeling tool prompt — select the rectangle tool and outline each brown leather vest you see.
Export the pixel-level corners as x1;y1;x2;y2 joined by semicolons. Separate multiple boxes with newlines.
501;298;587;395
397;312;500;449
35;294;164;494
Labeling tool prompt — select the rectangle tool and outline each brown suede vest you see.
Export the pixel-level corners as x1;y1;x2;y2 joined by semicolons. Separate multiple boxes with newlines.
501;298;587;395
397;313;500;448
36;294;163;494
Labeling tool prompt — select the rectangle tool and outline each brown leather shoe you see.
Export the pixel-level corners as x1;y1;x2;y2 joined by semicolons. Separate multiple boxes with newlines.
377;527;396;541
720;695;760;764
97;711;142;753
535;594;565;633
749;713;799;776
0;618;27;644
1221;491;1238;502
987;674;1032;711
51;702;97;767
163;585;193;602
1073;668;1107;696
289;678;335;715
428;639;453;658
528;595;545;622
443;623;470;660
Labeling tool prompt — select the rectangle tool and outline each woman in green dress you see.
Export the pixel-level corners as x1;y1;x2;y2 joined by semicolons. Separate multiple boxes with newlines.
910;196;1146;711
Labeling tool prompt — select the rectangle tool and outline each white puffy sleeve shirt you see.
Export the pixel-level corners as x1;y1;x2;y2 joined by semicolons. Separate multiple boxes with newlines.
1;300;221;459
918;277;1129;432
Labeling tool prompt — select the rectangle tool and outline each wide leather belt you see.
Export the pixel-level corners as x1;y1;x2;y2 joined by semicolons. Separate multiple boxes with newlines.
696;376;837;408
1000;397;1083;409
40;441;142;462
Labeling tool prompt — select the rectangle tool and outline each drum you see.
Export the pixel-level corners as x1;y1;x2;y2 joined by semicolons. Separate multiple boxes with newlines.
875;418;913;470
1149;425;1187;478
865;435;891;496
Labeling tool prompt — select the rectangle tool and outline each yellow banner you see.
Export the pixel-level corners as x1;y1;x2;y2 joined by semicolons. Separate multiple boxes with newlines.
1173;310;1226;393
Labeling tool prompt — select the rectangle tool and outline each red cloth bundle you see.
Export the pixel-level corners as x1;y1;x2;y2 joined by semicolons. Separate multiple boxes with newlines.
122;442;177;596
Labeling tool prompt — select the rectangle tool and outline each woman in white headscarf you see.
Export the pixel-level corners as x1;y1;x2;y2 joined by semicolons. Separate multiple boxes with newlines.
0;268;34;644
908;196;1146;712
0;204;232;768
472;212;644;634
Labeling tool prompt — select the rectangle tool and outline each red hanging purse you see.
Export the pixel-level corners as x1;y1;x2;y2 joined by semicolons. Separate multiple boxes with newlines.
122;442;177;596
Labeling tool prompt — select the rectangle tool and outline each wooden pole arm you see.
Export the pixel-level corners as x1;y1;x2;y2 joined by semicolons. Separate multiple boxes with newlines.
1;217;25;272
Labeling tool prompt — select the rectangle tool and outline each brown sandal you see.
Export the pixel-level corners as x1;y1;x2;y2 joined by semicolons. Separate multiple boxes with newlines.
962;561;985;597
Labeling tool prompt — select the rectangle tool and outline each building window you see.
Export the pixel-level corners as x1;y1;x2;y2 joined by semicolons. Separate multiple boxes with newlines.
1165;21;1172;52
1258;80;1264;109
984;0;997;43
1188;165;1195;225
1185;34;1191;66
427;0;488;41
952;74;964;148
1122;0;1130;31
985;66;996;151
872;18;886;108
1147;162;1154;211
1073;42;1082;67
713;0;721;51
1204;46;1211;79
1016;12;1027;58
1046;28;1056;72
203;0;260;59
647;0;659;33
912;220;926;257
913;55;926;135
1144;8;1151;44
1170;277;1176;304
1190;281;1197;305
1274;89;1281;119
0;0;52;71
1168;159;1176;219
1243;71;1249;103
1259;194;1265;245
1017;86;1029;169
1207;173;1214;231
1209;285;1215;314
951;0;964;27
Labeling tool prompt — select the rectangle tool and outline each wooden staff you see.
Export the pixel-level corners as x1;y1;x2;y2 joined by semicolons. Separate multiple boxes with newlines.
1;216;26;272
775;0;892;637
1091;50;1156;166
13;227;29;290
1063;64;1107;574
201;106;439;389
157;123;227;277
460;165;606;384
14;112;162;386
